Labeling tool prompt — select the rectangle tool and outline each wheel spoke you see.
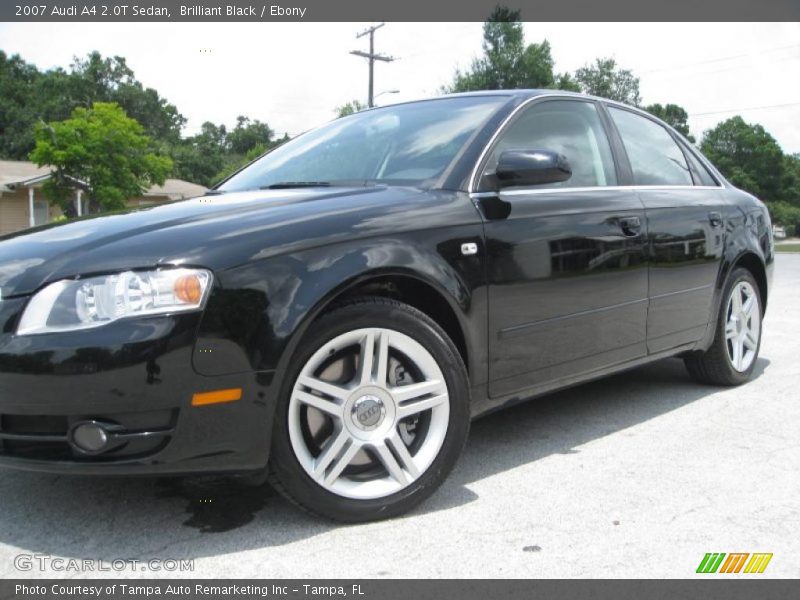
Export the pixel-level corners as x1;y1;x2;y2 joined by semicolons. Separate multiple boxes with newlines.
733;339;744;371
391;379;446;403
298;375;349;402
742;294;756;318
731;286;743;313
357;330;391;387
743;330;758;351
372;440;409;485
294;390;343;418
398;393;448;419
322;438;362;487
375;331;390;387
725;319;737;340
312;430;349;479
387;431;421;479
357;331;376;386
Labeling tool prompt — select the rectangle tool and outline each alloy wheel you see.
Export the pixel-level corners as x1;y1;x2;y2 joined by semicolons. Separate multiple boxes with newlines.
287;327;450;500
725;280;761;372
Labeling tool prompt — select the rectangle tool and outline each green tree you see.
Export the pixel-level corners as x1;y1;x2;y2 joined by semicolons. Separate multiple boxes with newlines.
767;201;800;236
213;132;290;185
780;153;800;207
227;115;274;155
0;51;66;158
700;116;784;201
645;103;694;142
554;72;581;93
29;102;172;213
170;122;228;187
212;141;271;185
171;120;286;187
0;50;185;160
336;99;366;118
69;52;185;143
444;7;576;92
574;58;641;106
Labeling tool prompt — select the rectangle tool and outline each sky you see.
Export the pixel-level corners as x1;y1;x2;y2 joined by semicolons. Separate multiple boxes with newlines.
1;22;799;152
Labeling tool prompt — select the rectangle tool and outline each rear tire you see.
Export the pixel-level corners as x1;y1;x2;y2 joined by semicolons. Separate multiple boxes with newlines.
684;267;762;386
269;296;470;522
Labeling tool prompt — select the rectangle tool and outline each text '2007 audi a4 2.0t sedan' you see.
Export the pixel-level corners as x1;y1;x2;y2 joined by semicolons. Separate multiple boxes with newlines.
0;91;774;521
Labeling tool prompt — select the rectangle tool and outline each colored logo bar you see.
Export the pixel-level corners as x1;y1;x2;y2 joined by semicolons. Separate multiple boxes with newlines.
696;553;773;574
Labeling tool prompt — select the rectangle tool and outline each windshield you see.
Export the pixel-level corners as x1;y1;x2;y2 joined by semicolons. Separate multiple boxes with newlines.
218;96;508;191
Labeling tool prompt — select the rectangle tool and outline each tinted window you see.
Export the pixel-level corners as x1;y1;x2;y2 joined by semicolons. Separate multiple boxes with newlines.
608;107;693;186
683;146;719;186
220;96;507;191
486;100;617;189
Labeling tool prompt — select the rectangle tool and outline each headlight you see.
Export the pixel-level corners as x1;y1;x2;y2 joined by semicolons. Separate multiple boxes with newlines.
17;268;213;335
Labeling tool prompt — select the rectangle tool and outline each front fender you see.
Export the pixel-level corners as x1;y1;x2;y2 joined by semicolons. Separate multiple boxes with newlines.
191;229;486;385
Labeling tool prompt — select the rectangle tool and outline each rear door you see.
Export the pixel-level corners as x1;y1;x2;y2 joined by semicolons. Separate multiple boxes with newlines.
475;98;649;399
604;105;726;353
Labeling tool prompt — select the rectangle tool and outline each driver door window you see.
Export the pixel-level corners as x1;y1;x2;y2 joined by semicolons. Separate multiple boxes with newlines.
484;100;617;190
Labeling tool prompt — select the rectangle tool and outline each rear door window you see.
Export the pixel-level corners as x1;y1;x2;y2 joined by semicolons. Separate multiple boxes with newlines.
608;107;693;186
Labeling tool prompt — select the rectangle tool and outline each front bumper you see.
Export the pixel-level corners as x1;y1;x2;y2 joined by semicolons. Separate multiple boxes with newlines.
0;298;275;475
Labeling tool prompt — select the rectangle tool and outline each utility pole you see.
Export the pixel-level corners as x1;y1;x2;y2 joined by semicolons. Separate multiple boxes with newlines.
350;23;395;108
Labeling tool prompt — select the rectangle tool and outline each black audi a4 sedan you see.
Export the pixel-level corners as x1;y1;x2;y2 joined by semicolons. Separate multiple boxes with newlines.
0;91;773;521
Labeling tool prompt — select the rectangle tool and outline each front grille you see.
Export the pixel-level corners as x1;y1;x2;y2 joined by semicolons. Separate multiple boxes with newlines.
0;409;177;461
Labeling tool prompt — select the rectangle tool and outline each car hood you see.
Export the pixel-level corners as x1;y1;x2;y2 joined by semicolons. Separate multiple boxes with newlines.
0;185;416;298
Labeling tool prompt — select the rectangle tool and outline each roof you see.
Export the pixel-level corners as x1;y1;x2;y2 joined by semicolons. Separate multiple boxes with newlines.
145;178;208;199
442;89;551;98
0;160;206;198
349;89;609;119
0;160;51;190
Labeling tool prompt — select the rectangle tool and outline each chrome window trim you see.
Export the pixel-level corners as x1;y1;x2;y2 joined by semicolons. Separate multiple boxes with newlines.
468;92;728;194
470;184;724;199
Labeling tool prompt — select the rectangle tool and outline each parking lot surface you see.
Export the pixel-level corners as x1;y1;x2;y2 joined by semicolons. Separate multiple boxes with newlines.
1;255;798;579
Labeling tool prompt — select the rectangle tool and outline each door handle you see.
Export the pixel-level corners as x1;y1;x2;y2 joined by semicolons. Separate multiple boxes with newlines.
618;215;641;236
708;211;723;228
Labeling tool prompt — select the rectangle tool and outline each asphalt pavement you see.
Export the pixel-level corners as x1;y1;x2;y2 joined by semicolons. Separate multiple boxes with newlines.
1;255;798;579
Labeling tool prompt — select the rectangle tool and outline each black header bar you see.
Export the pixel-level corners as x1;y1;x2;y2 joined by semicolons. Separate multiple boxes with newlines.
3;0;800;22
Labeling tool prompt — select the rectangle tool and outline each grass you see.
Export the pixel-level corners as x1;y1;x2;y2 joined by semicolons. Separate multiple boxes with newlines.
776;243;800;253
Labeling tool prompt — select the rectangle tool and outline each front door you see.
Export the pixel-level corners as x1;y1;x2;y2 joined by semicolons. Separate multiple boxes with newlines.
476;99;649;399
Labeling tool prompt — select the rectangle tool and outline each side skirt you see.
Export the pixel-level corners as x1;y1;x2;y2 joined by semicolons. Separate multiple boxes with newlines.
469;342;697;419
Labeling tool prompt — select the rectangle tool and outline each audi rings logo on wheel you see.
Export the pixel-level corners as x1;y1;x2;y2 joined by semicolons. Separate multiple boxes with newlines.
353;395;385;430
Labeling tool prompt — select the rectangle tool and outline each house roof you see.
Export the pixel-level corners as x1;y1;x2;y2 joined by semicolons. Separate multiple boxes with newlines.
145;178;208;199
0;160;51;190
0;160;206;199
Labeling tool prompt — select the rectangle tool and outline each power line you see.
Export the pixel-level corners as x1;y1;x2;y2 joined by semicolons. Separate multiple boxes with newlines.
642;42;800;75
690;102;800;117
646;51;800;83
350;23;396;108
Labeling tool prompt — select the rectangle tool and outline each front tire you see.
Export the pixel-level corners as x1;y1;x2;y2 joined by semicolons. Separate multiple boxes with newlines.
269;297;470;522
684;267;763;386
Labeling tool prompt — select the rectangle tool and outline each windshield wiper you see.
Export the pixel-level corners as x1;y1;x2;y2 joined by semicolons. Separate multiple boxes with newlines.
260;179;381;190
261;181;333;189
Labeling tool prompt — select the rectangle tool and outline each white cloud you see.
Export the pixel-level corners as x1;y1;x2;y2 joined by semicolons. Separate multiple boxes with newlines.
0;21;798;152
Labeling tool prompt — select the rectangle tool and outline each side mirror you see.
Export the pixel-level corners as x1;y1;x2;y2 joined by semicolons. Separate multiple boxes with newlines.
495;149;572;188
